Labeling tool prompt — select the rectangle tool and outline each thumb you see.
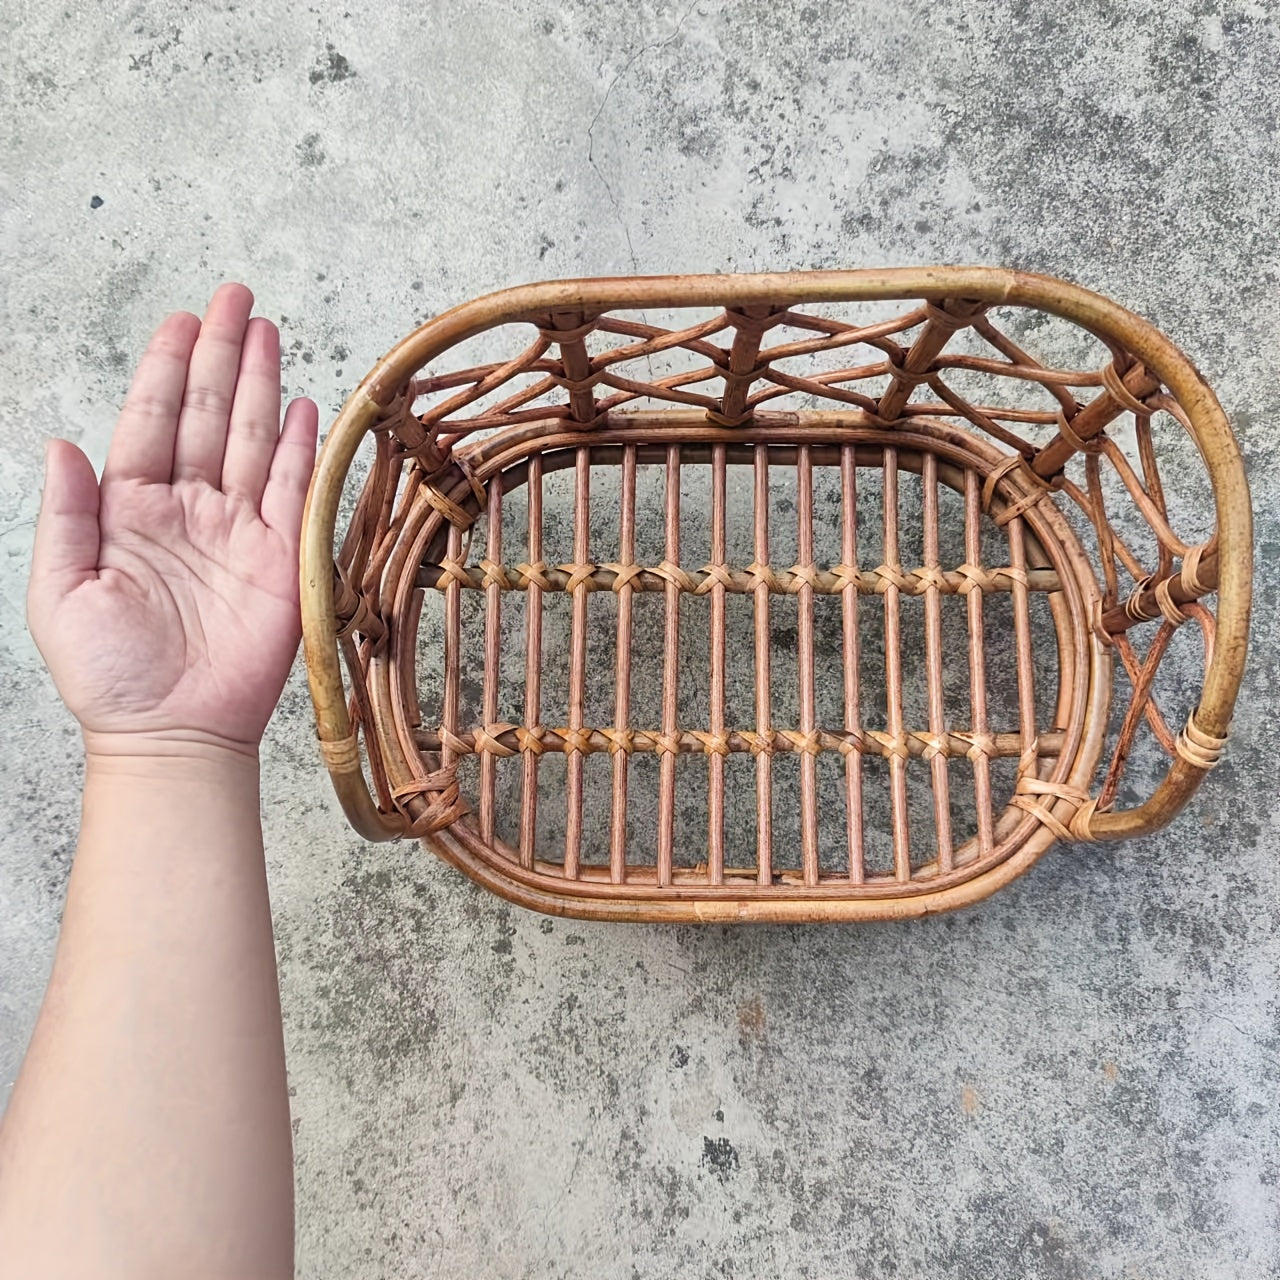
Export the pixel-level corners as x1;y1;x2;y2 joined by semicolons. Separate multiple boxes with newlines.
29;439;101;608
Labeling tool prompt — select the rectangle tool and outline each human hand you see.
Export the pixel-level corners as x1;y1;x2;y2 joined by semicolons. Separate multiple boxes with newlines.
27;283;319;758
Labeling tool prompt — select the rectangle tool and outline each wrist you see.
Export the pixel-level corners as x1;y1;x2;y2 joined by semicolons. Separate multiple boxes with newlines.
77;730;266;869
83;728;261;783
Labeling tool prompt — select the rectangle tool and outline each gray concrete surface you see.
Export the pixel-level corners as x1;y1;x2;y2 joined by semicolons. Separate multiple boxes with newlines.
4;0;1280;1275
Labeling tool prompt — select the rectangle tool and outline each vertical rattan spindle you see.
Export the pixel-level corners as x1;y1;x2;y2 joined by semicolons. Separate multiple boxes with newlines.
479;482;503;846
840;445;865;882
753;444;774;885
1007;514;1039;785
964;467;995;856
921;452;954;871
708;443;728;885
441;521;464;782
657;445;681;887
796;445;820;885
519;453;544;869
609;444;637;884
564;447;590;879
882;446;911;880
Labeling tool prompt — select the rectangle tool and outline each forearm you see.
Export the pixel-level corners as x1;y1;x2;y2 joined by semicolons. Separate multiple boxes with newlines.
0;743;293;1279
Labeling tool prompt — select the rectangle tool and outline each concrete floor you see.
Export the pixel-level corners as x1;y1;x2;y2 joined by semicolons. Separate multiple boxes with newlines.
4;0;1280;1274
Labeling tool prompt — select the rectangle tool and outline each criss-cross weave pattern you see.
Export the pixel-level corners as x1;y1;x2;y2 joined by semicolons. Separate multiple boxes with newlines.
303;269;1250;923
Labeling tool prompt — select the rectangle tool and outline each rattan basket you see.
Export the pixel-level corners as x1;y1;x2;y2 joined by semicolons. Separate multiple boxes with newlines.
300;267;1251;922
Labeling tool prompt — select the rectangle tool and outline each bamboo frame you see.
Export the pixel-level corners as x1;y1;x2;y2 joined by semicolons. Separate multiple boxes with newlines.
301;268;1251;922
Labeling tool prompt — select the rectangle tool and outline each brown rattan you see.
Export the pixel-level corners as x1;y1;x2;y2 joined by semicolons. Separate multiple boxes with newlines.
300;267;1251;922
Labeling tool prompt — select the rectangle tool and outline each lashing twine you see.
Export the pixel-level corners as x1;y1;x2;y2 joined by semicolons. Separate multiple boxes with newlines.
982;452;1052;527
830;562;864;593
690;731;732;758
994;489;1046;525
420;480;471;528
425;725;1077;768
922;300;979;333
1180;542;1211;596
535;315;607;429
478;558;512;590
786;563;821;592
1175;714;1228;770
319;732;361;773
544;366;610;393
473;724;518;758
722;307;789;340
435;557;473;590
955;563;996;595
951;732;996;763
392;766;468;836
535;319;597;345
602;561;644;592
1011;775;1099;843
1154;577;1188;627
1120;539;1215;628
652;559;697;594
911;731;949;761
693;562;736;593
513;560;554;591
1090;599;1117;648
416;448;488;532
908;565;950;594
561;561;599;594
456;455;487;507
1100;359;1154;416
438;727;471;757
333;566;386;644
561;728;595;757
705;407;753;428
744;561;776;593
871;563;913;594
884;356;934;389
378;378;453;470
778;730;823;757
1053;409;1096;455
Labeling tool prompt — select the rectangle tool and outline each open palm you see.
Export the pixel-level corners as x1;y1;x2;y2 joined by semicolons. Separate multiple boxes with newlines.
27;284;318;752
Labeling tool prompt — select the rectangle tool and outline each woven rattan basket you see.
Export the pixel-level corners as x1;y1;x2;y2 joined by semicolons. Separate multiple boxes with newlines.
300;267;1251;922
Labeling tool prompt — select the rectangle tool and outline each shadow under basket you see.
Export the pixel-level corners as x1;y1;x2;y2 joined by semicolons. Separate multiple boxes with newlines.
300;267;1251;923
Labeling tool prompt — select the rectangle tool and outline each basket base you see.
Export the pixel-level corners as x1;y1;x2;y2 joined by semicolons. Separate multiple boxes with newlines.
382;412;1110;922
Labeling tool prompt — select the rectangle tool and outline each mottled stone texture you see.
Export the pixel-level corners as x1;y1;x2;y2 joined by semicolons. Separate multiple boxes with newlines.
3;1;1280;1275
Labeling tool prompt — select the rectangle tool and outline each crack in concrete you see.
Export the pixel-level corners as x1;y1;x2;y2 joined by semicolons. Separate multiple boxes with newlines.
1175;1004;1280;1075
586;0;704;275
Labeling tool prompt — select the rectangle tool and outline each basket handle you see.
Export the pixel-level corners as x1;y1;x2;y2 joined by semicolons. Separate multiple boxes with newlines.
300;383;407;841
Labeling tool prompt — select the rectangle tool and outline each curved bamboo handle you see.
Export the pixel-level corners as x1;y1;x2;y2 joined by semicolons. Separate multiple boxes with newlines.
300;384;405;842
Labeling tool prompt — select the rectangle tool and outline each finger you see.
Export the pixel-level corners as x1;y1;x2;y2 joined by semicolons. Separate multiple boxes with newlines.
103;311;201;484
221;317;282;507
172;282;254;486
29;440;101;616
260;398;319;543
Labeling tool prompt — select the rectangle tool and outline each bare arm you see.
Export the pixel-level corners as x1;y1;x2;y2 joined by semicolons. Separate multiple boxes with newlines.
0;747;292;1278
0;285;317;1279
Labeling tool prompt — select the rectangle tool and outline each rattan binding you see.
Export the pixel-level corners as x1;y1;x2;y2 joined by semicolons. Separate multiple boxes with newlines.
301;267;1251;922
